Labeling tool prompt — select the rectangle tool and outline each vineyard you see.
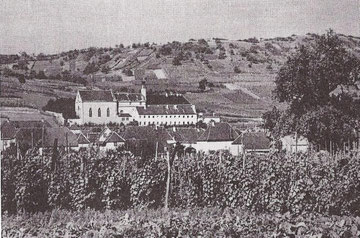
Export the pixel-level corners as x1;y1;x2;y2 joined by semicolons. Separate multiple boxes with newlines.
2;149;360;236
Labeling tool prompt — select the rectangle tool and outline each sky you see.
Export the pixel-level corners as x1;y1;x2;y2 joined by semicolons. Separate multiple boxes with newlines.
0;0;359;54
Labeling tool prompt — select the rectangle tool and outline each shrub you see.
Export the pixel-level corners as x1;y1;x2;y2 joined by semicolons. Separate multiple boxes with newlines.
234;66;241;73
17;74;26;83
2;150;360;217
122;68;133;76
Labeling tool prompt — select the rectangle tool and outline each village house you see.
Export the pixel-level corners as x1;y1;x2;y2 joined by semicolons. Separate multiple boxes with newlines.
0;119;17;152
120;126;173;157
280;134;309;153
1;119;52;153
38;127;79;155
194;122;239;155
197;112;221;124
97;127;125;151
167;127;201;149
232;131;271;155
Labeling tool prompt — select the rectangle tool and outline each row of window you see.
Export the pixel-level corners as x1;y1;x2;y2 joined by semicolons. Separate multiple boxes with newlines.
139;121;193;126
140;115;195;119
89;108;110;118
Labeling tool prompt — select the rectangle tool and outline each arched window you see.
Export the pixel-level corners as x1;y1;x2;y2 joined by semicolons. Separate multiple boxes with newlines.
107;108;110;117
98;108;101;117
89;108;92;117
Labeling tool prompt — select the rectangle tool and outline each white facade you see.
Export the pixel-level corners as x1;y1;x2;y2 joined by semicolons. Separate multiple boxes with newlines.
137;113;197;126
99;141;124;151
78;101;118;124
75;91;119;125
75;86;198;127
1;138;16;152
194;141;240;155
281;134;309;153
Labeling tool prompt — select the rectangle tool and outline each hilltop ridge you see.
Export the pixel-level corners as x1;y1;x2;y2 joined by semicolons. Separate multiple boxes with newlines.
1;33;360;118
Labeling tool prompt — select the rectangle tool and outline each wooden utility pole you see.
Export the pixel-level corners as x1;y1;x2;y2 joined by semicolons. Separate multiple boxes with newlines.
31;129;34;148
165;150;171;211
242;152;246;172
155;141;158;161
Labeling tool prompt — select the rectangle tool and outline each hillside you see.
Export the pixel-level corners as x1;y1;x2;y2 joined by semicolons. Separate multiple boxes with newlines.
1;33;360;118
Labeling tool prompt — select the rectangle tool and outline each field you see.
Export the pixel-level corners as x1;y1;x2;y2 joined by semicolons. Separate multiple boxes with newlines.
2;149;360;237
0;107;59;126
3;208;360;237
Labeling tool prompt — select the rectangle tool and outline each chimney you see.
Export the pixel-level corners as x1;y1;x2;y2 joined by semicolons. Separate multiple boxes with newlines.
165;92;168;97
172;126;176;132
173;105;177;110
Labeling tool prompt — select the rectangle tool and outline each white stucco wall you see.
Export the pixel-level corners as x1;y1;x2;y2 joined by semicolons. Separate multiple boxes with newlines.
80;101;118;124
281;135;309;153
0;138;16;152
99;142;124;151
193;141;240;155
138;114;197;126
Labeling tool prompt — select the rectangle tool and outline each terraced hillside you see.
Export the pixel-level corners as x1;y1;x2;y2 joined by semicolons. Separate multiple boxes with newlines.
1;33;359;117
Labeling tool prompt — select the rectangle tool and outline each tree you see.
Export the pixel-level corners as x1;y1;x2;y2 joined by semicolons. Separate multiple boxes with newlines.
172;56;182;66
37;70;47;79
83;62;99;75
198;78;208;91
17;74;26;84
234;66;241;73
101;65;110;74
263;30;360;150
122;69;133;76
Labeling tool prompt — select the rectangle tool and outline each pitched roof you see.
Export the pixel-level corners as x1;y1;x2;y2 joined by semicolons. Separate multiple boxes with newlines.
42;127;78;147
69;124;81;130
76;133;90;144
79;90;115;102
168;128;202;144
235;132;271;150
120;126;172;143
136;105;196;115
115;93;144;102
11;120;51;129
197;123;239;142
1;120;17;139
146;94;190;105
119;113;132;117
105;131;125;143
86;133;100;143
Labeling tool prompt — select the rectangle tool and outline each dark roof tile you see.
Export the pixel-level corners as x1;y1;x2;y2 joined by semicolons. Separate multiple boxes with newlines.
233;132;271;150
105;132;125;143
197;123;238;142
79;90;115;102
136;105;196;115
1;120;17;139
146;94;190;105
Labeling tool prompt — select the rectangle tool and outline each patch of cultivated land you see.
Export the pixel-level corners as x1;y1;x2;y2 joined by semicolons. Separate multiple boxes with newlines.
1;76;82;108
0;107;59;126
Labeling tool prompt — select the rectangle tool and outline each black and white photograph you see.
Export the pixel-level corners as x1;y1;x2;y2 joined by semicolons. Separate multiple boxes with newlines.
1;0;360;237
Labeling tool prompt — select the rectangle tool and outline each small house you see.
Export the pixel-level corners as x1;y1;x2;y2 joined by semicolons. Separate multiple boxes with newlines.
232;131;271;155
280;134;309;153
194;122;239;154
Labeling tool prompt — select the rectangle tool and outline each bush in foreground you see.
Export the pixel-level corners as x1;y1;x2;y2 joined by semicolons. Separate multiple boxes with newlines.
2;149;360;217
2;208;360;237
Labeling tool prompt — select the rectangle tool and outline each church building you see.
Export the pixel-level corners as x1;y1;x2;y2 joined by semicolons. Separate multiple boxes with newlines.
74;84;198;126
